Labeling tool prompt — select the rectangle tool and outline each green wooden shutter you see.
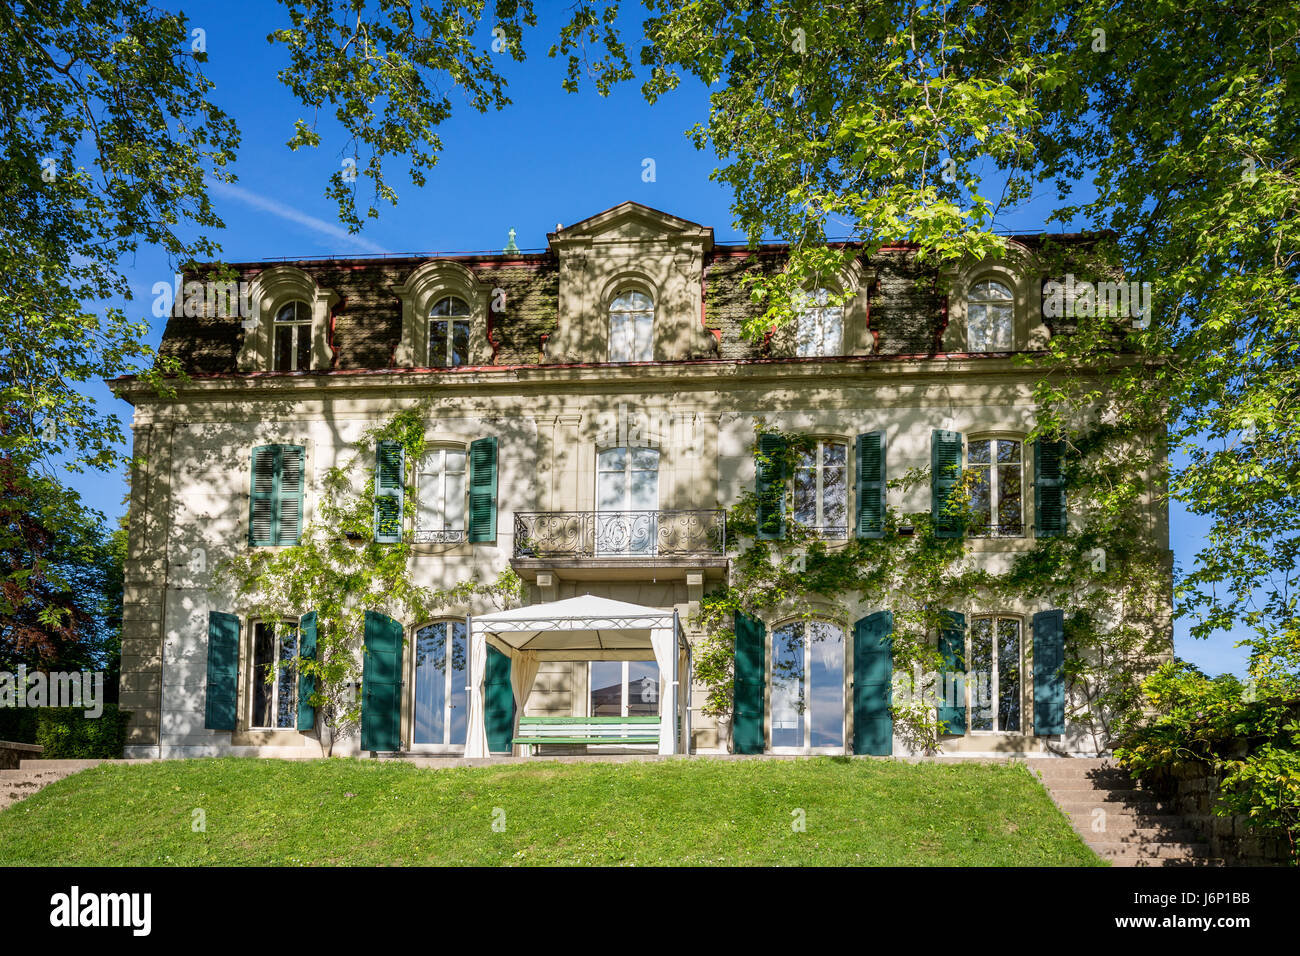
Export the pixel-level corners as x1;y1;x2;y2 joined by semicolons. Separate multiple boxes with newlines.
1033;609;1066;735
249;446;278;546
467;437;498;543
853;611;894;755
937;610;966;735
360;611;404;752
374;440;405;543
277;445;305;545
931;429;964;539
755;433;787;540
204;611;240;731
483;645;515;752
297;610;317;732
855;430;887;538
733;611;766;754
1034;440;1067;537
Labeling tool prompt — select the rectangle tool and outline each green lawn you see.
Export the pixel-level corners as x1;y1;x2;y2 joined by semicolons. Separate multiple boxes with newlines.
0;757;1103;866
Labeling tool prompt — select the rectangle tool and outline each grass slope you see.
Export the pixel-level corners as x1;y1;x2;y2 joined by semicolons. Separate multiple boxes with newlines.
0;757;1102;866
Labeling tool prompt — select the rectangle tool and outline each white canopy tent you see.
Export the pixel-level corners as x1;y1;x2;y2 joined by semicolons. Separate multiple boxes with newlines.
465;595;692;757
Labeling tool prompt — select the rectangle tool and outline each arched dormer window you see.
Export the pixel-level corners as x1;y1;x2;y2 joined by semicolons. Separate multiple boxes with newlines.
966;280;1015;351
273;301;313;371
795;288;843;357
428;296;471;367
608;289;654;362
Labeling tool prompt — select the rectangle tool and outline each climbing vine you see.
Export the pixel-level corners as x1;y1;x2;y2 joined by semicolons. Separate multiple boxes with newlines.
693;406;1172;755
216;407;522;754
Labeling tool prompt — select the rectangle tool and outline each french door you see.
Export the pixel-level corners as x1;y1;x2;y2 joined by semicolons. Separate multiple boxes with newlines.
595;446;659;555
412;620;468;748
770;620;846;751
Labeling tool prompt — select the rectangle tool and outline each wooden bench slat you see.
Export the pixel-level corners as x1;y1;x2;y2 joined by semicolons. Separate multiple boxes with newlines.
517;716;660;725
513;737;659;745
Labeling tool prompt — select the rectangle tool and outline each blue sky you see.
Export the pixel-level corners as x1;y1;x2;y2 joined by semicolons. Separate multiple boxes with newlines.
72;0;1251;676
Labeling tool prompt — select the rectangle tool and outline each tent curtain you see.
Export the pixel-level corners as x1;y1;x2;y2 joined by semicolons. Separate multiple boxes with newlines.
650;624;677;755
465;626;489;758
510;649;542;734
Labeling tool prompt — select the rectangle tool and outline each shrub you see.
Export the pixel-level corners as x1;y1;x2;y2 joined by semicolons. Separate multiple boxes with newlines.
34;706;132;759
0;707;40;744
1114;660;1300;861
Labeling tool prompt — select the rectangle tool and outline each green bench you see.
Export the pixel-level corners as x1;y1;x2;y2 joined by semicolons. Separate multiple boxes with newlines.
513;716;661;753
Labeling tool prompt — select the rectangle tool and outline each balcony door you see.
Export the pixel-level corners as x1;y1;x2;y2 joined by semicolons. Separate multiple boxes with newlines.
596;446;659;555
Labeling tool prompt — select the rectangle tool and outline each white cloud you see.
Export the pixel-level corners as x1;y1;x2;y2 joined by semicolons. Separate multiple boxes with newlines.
209;180;391;255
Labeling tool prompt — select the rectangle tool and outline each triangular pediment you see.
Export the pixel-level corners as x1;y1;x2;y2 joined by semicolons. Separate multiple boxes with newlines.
551;201;712;246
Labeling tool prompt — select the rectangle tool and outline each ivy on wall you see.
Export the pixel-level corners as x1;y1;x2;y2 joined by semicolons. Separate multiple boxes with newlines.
693;415;1172;755
217;407;521;754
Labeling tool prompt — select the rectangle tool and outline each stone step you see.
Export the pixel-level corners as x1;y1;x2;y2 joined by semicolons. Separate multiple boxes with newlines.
1096;842;1215;862
1069;825;1202;844
1044;787;1166;803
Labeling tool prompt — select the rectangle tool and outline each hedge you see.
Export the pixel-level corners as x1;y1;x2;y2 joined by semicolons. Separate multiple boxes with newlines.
33;706;132;759
0;707;40;744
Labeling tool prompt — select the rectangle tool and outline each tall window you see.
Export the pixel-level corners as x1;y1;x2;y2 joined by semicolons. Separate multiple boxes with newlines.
967;438;1023;537
608;290;654;362
595;446;659;554
968;616;1022;732
413;620;468;746
273;301;312;371
251;621;298;729
589;661;660;717
771;620;845;750
793;440;847;538
416;447;466;542
796;288;843;357
428;296;471;367
967;280;1014;351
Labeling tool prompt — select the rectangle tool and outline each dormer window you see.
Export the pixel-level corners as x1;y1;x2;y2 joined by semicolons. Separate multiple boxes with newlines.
795;288;843;357
429;296;471;367
967;280;1014;351
608;290;654;362
273;301;313;371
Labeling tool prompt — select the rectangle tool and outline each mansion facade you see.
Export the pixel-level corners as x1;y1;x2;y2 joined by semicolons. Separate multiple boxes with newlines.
111;201;1171;759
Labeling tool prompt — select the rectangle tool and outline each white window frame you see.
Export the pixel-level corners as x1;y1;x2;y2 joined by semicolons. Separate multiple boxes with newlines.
769;619;846;753
586;660;660;718
249;620;298;730
272;300;313;372
795;287;844;357
428;295;472;367
411;619;469;750
966;436;1025;538
608;289;654;362
965;615;1024;735
792;439;848;539
415;446;467;543
595;445;660;555
966;279;1015;352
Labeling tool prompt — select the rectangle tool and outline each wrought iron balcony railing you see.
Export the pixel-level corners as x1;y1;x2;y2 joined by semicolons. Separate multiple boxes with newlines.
513;510;727;559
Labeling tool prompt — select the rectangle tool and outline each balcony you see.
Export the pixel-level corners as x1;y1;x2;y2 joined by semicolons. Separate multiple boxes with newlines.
513;510;727;562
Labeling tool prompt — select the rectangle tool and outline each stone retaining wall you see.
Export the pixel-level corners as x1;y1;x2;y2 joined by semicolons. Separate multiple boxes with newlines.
0;740;43;770
1142;760;1292;865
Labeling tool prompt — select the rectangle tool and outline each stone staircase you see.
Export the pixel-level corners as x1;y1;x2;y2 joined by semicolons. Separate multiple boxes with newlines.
1033;757;1222;866
0;766;80;813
